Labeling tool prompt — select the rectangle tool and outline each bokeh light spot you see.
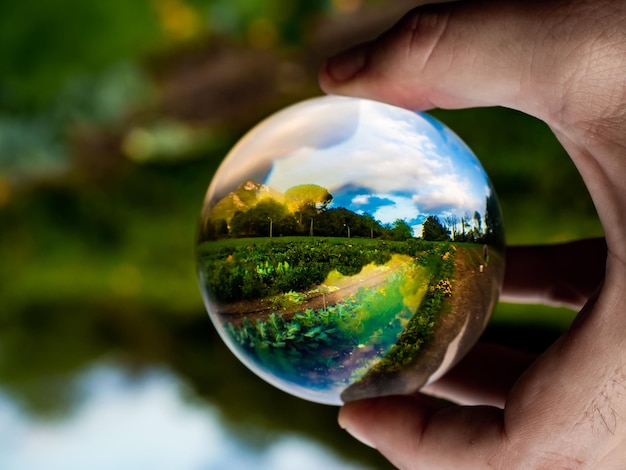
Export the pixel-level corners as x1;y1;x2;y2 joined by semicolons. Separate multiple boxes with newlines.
332;0;363;13
0;177;12;208
153;0;202;42
247;18;279;50
110;264;143;297
123;128;154;162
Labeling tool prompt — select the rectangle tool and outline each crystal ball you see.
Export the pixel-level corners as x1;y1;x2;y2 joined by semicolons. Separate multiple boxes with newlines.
196;96;504;405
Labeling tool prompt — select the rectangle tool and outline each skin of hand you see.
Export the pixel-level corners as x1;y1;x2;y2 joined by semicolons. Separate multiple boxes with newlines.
319;0;626;468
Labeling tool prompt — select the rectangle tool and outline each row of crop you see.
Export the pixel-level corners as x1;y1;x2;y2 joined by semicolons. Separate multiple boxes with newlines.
228;301;358;381
226;265;425;385
199;238;433;302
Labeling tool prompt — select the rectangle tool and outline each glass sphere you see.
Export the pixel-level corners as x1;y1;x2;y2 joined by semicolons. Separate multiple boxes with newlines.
196;96;504;405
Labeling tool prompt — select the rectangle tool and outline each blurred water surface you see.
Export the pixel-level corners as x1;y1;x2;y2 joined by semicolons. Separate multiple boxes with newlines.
0;364;376;470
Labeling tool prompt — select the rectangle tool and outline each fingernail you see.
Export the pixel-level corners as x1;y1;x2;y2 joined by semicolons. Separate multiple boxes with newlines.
338;407;377;448
326;43;368;82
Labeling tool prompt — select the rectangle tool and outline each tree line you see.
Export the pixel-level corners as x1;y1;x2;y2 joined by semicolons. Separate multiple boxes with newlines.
202;198;414;241
201;183;502;245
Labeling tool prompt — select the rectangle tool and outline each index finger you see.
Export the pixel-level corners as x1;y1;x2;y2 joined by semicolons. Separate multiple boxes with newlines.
502;239;606;310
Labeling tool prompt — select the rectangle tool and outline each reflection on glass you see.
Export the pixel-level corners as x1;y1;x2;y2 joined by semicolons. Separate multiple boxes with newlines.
0;365;373;470
196;96;505;405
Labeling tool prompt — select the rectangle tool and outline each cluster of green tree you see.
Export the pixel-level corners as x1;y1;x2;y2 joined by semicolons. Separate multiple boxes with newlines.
202;183;417;242
422;211;498;244
207;199;416;241
201;182;504;246
433;192;504;246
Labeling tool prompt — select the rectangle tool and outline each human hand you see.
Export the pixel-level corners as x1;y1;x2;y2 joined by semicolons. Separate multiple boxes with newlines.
319;0;626;468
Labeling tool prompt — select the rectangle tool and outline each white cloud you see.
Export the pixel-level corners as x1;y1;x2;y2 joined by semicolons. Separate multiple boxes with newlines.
351;195;370;205
265;99;488;216
207;96;360;200
207;96;490;221
266;125;439;196
411;173;483;214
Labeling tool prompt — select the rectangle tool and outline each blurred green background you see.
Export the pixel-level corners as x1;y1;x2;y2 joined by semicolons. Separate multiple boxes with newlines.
0;0;602;469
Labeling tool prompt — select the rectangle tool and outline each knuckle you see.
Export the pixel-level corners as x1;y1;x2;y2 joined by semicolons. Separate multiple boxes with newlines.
396;5;453;61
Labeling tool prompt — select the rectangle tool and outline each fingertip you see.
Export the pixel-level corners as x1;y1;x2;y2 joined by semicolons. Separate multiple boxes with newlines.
317;59;335;95
318;43;370;98
340;396;506;467
338;401;378;449
338;395;435;451
328;43;369;83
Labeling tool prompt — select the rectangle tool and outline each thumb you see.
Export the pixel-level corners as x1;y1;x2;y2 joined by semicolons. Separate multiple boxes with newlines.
319;0;580;121
338;395;506;469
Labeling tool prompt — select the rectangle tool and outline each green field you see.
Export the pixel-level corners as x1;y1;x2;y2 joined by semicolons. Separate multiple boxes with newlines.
197;236;450;302
197;236;458;392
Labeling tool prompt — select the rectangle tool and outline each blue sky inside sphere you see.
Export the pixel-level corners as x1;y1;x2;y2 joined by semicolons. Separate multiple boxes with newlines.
209;96;494;237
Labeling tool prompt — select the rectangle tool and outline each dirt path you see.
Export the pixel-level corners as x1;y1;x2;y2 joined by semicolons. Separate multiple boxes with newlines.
421;245;504;380
436;246;503;360
341;245;505;401
214;255;412;326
